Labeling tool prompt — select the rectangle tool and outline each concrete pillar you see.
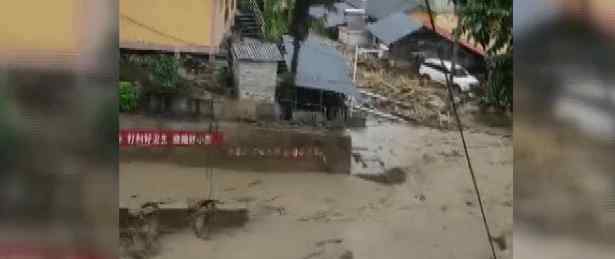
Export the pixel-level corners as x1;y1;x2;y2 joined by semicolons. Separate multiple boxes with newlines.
209;53;216;63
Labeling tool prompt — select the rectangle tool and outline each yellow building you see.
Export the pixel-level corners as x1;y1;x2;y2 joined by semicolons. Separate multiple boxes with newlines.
0;0;115;71
120;0;237;54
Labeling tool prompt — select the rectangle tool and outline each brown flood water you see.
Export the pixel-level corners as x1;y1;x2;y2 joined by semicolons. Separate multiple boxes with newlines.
120;119;512;259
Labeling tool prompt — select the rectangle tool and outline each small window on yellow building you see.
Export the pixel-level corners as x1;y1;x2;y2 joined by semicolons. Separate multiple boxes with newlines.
225;0;230;24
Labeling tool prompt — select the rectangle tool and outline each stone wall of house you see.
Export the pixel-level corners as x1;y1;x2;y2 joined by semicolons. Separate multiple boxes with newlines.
338;26;369;47
233;61;278;103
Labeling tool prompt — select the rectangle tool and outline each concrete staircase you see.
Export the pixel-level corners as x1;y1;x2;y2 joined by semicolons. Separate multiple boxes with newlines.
236;0;265;39
235;0;288;75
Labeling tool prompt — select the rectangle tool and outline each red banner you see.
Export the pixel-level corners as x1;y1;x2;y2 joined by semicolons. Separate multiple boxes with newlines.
226;146;325;160
119;129;223;147
0;243;107;259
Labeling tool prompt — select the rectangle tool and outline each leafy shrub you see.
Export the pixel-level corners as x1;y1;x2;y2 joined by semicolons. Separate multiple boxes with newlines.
481;54;512;111
146;55;180;89
124;54;180;90
119;81;138;112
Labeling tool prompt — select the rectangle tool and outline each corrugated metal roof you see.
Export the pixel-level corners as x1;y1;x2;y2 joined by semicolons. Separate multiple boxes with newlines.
366;0;419;19
346;0;367;9
282;35;359;97
367;12;423;45
309;2;356;28
409;11;487;56
231;38;283;62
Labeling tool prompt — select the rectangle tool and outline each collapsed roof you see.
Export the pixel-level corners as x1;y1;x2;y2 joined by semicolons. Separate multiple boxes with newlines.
282;35;359;98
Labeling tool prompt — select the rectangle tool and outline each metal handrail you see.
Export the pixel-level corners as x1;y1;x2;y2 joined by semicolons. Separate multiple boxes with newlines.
246;0;265;37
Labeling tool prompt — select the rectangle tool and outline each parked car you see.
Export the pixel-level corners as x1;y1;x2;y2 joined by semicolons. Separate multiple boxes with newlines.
418;58;480;93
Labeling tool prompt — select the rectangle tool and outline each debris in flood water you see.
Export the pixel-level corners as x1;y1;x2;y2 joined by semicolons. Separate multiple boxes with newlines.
439;150;463;158
316;238;343;247
339;250;354;259
248;179;263;187
266;195;281;202
416;194;426;201
302;250;324;259
263;205;287;215
502;200;512;207
234;196;256;203
298;210;349;222
492;234;508;250
351;152;368;168
422;153;436;163
356;167;407;185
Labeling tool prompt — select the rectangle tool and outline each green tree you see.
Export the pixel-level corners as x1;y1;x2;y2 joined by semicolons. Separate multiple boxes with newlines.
260;0;336;90
453;0;513;110
262;0;295;41
288;0;336;79
119;81;138;112
146;55;180;89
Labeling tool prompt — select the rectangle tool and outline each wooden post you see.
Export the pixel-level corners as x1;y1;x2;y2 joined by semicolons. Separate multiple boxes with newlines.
209;52;216;63
195;99;201;117
353;45;359;82
319;90;324;115
293;88;298;119
175;51;181;76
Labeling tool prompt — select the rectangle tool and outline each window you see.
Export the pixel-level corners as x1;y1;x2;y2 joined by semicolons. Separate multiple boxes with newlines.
425;63;446;73
225;0;230;24
452;68;468;76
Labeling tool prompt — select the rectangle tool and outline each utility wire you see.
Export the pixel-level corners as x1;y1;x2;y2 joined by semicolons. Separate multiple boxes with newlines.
120;13;204;46
423;1;498;259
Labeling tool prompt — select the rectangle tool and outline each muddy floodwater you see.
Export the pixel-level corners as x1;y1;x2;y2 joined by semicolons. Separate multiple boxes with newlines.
120;119;512;259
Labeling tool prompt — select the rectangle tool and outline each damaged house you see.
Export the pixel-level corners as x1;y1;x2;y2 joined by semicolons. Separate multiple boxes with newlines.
367;8;486;74
309;1;369;47
309;0;485;74
280;35;361;123
228;35;362;125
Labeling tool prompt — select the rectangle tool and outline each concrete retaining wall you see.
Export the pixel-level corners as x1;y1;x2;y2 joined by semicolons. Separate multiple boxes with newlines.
213;98;280;122
120;115;351;174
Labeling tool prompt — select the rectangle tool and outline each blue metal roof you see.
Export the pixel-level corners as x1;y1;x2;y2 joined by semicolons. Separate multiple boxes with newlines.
309;2;355;28
345;0;367;9
367;12;423;45
282;35;359;98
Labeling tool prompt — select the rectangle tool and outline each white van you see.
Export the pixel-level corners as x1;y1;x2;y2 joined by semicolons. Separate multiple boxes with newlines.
418;58;480;93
